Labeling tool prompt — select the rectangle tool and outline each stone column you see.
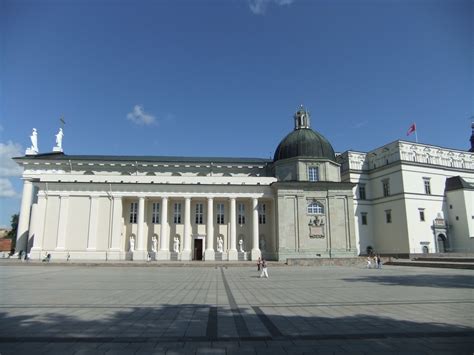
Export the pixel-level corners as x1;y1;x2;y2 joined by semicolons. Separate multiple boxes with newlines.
86;196;99;251
182;197;192;261
15;180;34;254
228;197;237;261
30;194;47;259
204;197;215;260
157;197;170;260
134;197;147;260
55;195;69;251
251;197;261;260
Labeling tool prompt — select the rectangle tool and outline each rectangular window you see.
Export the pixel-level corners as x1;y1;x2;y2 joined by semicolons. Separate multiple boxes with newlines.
359;184;366;200
385;209;392;224
174;203;182;224
238;203;246;224
361;212;368;225
129;202;138;224
217;203;225;224
308;166;319;182
258;203;266;224
195;203;203;224
423;178;431;195
382;179;390;197
419;208;425;222
152;202;160;224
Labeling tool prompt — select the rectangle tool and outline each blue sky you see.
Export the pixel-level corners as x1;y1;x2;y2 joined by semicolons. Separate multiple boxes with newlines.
0;0;472;227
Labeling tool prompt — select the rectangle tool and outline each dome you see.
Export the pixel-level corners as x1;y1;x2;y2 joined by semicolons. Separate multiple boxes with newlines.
273;107;336;162
274;128;336;161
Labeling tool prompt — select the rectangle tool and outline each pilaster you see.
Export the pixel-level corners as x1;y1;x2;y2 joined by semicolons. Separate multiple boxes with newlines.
55;195;69;250
15;180;34;254
87;196;99;250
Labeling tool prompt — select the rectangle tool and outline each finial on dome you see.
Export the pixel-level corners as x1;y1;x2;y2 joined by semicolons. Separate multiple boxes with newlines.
294;105;311;130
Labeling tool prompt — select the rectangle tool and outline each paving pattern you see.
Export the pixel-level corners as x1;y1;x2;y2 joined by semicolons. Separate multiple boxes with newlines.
0;263;473;354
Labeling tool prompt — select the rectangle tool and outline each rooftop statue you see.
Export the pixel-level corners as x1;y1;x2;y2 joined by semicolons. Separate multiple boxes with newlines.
25;128;39;155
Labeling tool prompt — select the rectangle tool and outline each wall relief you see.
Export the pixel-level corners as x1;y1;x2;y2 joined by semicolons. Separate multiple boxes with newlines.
309;216;325;239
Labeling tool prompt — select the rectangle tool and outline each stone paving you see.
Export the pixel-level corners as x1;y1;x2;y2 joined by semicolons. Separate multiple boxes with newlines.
0;263;473;354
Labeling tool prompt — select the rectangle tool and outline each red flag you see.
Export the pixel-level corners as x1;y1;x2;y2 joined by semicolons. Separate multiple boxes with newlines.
407;123;416;136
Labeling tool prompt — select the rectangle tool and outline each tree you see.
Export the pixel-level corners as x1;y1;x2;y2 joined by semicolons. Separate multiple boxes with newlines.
6;213;19;249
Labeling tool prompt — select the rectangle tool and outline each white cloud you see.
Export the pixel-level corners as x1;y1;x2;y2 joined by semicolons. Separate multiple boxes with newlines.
127;105;157;126
0;178;17;197
0;141;23;177
248;0;294;15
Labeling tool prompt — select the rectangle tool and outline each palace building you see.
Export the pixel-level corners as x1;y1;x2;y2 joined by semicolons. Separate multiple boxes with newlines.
13;109;474;261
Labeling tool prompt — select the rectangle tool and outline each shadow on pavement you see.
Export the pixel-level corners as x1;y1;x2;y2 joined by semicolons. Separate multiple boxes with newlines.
342;274;474;289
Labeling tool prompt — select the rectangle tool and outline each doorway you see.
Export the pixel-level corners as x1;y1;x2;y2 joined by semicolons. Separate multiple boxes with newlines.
194;239;203;260
437;234;447;253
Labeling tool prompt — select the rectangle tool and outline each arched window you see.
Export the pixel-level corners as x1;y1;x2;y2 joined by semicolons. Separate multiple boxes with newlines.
307;201;324;214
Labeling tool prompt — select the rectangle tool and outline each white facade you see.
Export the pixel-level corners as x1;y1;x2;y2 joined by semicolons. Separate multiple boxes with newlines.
14;112;474;260
337;140;474;255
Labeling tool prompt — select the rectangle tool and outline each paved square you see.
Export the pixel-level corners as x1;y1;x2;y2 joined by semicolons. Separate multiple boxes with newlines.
0;263;473;354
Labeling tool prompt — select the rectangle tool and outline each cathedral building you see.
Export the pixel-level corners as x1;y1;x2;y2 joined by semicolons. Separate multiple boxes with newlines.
13;109;474;261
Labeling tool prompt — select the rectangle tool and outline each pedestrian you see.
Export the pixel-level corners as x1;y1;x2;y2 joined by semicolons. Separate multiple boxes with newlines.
377;255;382;269
366;256;371;269
373;255;378;269
257;257;262;271
260;258;269;278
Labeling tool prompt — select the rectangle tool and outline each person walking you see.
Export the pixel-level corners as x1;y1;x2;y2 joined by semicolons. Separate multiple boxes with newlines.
260;259;269;278
377;255;382;269
257;257;262;271
366;256;372;269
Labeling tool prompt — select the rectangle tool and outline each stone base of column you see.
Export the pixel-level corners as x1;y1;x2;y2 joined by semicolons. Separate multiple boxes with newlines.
29;250;43;261
181;250;192;261
251;249;261;261
132;250;148;261
157;250;170;260
107;250;124;261
204;249;215;261
228;249;238;261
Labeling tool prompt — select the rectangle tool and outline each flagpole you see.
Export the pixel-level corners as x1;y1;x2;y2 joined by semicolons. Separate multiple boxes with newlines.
415;122;418;143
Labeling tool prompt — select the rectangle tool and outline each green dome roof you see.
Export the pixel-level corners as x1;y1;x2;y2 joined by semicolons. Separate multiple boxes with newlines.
274;128;336;162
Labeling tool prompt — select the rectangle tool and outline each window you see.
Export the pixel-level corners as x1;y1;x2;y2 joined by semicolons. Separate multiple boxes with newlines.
195;203;203;224
308;166;319;182
258;203;266;224
423;178;431;195
238;203;246;224
129;202;138;224
419;208;425;222
382;179;390;197
217;203;225;224
359;184;366;200
307;201;324;214
385;210;392;223
173;203;182;224
361;212;368;225
152;202;160;224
